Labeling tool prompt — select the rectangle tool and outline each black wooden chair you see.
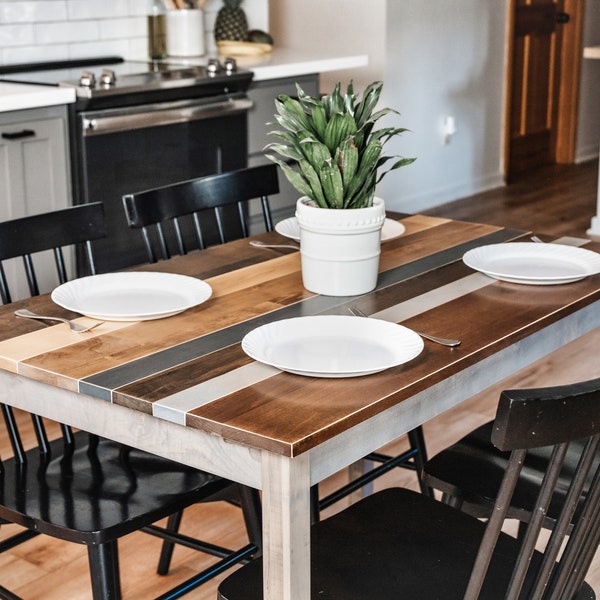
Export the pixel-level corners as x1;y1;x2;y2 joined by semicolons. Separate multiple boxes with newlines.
422;403;600;531
218;378;600;599
122;164;278;262
0;203;106;303
0;204;262;600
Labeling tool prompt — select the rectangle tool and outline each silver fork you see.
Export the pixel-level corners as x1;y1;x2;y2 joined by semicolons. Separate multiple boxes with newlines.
348;306;461;347
15;309;104;333
249;240;300;251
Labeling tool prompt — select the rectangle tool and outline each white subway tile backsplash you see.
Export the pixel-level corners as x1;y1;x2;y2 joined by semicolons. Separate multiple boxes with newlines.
68;39;132;60
35;20;99;45
0;24;35;47
0;2;68;24
0;0;268;66
67;0;130;21
3;44;70;64
99;17;146;41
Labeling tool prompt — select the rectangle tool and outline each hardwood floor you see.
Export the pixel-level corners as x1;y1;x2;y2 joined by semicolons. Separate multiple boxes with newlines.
1;161;599;598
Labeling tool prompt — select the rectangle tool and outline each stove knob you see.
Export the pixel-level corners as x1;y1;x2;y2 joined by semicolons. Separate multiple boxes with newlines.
223;57;237;73
207;59;220;76
79;71;96;88
99;69;117;86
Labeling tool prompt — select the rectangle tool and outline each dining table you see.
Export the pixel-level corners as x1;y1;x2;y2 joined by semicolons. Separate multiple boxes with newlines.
0;213;599;600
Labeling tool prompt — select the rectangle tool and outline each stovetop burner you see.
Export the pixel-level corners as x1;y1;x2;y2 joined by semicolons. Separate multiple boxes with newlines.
0;55;253;109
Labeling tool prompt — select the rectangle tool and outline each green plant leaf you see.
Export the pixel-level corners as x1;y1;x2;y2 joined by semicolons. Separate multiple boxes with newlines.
275;95;311;133
264;142;304;162
354;81;382;129
300;139;331;172
267;157;315;199
323;113;357;154
319;159;344;208
375;156;417;183
308;103;327;139
336;137;359;192
299;159;328;208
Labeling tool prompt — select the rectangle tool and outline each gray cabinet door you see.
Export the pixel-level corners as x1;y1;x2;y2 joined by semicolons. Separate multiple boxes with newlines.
0;106;72;299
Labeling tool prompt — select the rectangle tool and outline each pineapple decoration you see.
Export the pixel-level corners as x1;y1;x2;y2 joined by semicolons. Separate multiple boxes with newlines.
214;0;248;42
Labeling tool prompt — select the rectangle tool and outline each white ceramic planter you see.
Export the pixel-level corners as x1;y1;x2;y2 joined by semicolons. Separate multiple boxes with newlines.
295;197;386;296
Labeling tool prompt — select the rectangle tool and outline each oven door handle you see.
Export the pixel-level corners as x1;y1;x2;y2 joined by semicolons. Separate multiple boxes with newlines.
81;97;253;136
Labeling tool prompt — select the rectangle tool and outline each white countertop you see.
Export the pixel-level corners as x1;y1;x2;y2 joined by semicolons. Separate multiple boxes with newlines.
133;47;369;81
583;46;600;60
0;49;367;113
231;48;369;81
0;82;75;113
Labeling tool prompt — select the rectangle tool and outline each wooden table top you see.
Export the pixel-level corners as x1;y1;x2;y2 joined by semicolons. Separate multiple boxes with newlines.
1;214;599;458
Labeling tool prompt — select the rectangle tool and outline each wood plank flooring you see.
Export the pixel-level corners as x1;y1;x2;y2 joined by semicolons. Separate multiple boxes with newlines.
1;160;599;599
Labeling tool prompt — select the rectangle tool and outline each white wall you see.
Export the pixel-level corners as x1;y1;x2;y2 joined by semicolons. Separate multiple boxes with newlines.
577;0;600;163
379;0;508;213
0;0;268;64
269;0;385;92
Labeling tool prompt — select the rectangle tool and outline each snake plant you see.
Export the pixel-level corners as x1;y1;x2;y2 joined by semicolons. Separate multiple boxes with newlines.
264;81;415;209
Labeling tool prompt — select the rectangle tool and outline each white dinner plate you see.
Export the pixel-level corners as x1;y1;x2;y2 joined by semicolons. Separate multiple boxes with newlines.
463;243;600;285
242;315;424;378
51;272;213;321
275;217;405;243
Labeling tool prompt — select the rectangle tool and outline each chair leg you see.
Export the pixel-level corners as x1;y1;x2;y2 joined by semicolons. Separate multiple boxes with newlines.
407;426;434;498
310;485;321;524
238;485;262;556
157;510;184;576
87;540;121;600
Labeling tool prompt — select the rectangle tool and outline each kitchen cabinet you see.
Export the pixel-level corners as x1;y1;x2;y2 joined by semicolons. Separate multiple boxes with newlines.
0;104;72;300
246;73;320;225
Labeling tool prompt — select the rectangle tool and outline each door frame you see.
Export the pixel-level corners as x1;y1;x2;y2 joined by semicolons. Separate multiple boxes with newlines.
503;0;585;177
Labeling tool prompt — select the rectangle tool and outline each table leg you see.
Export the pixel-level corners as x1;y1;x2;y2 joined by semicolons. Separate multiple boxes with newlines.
261;451;311;600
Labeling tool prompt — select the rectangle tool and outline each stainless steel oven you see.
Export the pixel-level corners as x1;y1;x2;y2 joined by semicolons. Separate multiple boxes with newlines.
0;57;253;272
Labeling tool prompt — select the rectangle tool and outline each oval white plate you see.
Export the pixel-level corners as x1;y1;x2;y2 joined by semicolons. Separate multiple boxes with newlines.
51;272;212;321
463;243;600;285
242;315;424;378
275;217;405;243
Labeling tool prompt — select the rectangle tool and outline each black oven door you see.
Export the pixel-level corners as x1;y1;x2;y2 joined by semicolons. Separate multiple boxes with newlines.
72;94;251;272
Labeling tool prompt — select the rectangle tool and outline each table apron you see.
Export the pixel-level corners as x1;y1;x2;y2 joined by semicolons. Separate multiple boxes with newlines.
0;375;263;488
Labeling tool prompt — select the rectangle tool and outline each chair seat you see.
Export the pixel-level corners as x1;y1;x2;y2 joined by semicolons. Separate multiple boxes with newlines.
423;421;598;523
217;488;595;600
0;430;233;545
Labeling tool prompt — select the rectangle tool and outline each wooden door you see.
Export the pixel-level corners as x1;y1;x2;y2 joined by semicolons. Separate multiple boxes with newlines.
506;0;583;181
